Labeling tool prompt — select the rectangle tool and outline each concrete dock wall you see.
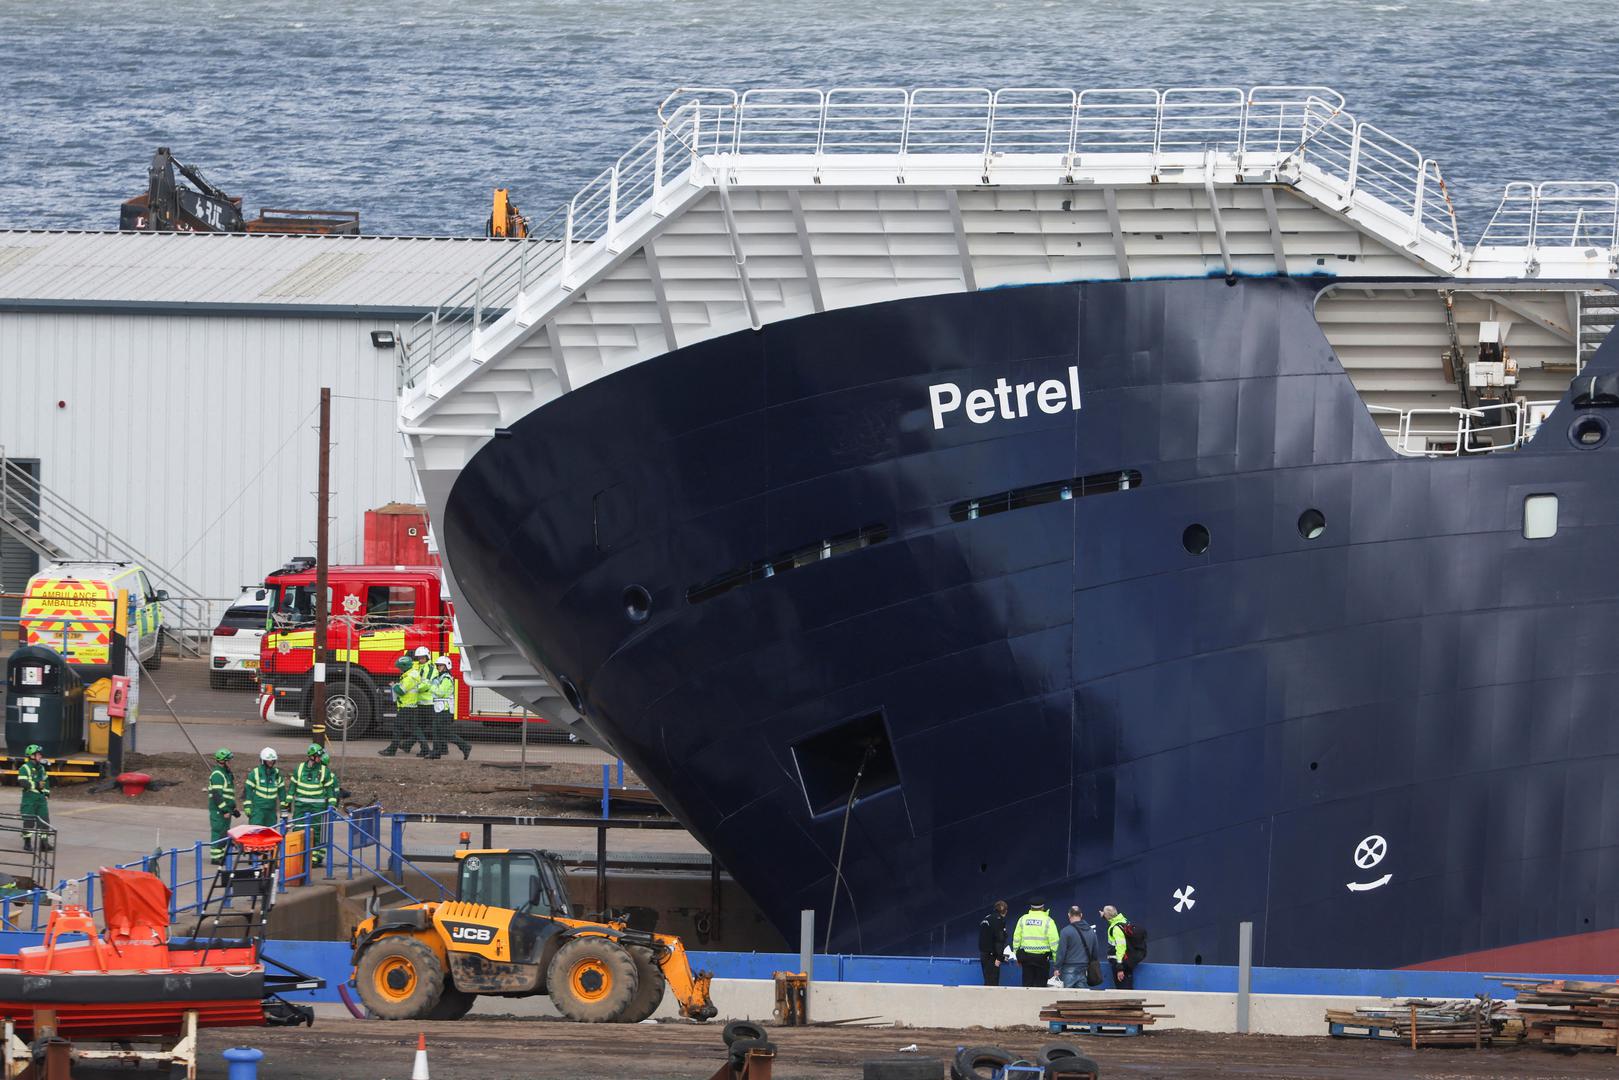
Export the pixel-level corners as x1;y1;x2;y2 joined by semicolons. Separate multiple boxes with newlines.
639;980;1381;1038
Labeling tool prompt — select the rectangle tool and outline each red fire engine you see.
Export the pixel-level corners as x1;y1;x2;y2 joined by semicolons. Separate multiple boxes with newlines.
256;559;545;736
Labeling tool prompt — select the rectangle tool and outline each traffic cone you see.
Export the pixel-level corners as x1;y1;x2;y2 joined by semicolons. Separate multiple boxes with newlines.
411;1033;430;1080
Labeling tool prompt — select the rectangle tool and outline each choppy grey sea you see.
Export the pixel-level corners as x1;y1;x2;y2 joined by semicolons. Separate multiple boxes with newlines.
2;0;1616;239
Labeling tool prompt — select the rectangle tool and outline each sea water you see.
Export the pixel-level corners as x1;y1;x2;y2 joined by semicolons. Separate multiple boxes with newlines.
2;0;1616;239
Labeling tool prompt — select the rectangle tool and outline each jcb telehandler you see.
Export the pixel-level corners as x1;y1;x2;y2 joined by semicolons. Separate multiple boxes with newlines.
351;848;717;1023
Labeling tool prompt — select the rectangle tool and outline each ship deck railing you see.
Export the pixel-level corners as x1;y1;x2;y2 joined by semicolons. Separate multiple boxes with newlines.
1366;400;1562;457
1469;180;1619;275
396;84;1484;391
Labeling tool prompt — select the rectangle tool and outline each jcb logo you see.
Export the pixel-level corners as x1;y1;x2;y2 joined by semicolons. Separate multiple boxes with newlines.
446;923;493;944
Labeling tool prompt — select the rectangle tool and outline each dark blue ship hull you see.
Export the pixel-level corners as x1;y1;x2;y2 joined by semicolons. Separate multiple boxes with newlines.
441;277;1619;971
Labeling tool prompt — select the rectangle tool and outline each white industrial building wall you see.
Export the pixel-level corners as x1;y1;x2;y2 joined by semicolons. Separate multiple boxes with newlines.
0;310;415;602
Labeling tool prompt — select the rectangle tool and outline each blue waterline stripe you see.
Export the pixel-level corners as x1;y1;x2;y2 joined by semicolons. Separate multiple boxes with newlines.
0;932;1591;1004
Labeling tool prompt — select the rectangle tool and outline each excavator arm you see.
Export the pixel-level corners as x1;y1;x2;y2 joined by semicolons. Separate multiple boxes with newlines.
139;147;245;232
646;933;717;1021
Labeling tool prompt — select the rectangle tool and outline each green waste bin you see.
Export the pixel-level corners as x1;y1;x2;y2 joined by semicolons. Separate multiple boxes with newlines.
5;645;84;758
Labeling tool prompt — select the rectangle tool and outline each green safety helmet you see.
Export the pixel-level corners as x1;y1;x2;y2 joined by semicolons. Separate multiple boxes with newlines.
306;742;323;757
24;744;41;757
395;655;413;672
214;748;234;763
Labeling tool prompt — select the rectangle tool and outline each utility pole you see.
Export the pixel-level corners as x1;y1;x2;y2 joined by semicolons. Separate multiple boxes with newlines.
311;386;332;747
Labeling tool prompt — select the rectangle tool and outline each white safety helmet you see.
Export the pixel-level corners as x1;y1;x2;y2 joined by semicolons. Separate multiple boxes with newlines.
435;655;451;669
413;646;430;659
260;747;278;764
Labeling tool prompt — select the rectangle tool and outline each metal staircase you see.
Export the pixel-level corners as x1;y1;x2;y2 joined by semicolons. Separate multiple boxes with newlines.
0;446;210;657
1581;289;1619;366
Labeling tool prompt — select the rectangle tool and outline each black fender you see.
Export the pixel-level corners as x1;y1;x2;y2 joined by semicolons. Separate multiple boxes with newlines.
351;907;433;958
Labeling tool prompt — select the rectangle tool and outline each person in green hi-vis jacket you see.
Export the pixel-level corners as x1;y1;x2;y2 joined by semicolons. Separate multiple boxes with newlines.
290;744;337;866
207;748;241;864
242;746;287;827
18;745;51;852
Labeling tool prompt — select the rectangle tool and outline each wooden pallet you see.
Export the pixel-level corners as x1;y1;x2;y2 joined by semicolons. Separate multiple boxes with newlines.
1046;1020;1143;1037
1328;1022;1405;1042
1493;977;1619;1054
1324;999;1502;1048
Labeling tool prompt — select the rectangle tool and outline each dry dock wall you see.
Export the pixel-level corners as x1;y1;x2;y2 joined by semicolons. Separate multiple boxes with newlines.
0;929;1584;1039
312;980;1384;1038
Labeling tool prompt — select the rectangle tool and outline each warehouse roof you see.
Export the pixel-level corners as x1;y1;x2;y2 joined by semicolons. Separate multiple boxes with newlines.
0;230;522;313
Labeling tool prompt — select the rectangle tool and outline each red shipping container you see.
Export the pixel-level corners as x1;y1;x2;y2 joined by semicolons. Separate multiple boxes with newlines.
363;503;438;566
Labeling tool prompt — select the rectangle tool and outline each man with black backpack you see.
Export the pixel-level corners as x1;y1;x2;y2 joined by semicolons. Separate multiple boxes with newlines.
1101;904;1147;989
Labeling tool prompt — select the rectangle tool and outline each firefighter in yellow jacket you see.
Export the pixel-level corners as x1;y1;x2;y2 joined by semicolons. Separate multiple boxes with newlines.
427;654;472;760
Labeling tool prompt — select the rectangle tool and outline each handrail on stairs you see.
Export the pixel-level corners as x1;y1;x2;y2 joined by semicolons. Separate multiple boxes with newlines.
0;445;210;657
397;83;1481;391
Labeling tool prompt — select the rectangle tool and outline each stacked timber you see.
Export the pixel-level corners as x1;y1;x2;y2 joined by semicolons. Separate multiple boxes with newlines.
1040;998;1165;1029
1324;998;1505;1047
1497;979;1619;1052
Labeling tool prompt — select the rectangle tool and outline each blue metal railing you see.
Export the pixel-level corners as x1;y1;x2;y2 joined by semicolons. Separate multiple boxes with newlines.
0;805;446;932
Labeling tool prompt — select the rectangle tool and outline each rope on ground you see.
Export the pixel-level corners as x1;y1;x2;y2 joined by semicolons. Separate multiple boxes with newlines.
134;662;211;766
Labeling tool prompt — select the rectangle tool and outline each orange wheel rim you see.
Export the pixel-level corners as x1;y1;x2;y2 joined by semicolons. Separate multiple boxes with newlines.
376;956;418;1002
570;957;612;1002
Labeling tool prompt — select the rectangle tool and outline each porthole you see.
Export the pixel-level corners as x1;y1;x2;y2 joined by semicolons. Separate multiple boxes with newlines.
1181;523;1210;555
623;584;651;623
1297;508;1326;540
1523;494;1558;540
1309;761;1319;771
1571;415;1608;449
557;676;585;715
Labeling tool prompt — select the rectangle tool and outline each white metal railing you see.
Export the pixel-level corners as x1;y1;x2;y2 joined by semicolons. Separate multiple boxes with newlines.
1367;400;1561;456
0;445;215;656
398;84;1464;386
1477;181;1619;250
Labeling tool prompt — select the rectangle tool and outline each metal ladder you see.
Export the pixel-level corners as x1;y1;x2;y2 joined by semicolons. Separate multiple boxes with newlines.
1580;290;1619;367
0;445;209;657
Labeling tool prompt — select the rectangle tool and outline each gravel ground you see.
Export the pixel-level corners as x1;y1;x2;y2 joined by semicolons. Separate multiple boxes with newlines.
194;1018;1616;1080
53;750;639;816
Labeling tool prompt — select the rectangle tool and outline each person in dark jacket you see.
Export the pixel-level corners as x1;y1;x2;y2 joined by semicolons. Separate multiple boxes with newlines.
977;900;1009;985
1055;906;1101;988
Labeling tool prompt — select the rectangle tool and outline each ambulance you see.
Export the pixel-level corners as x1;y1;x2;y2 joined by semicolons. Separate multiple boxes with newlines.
19;561;167;674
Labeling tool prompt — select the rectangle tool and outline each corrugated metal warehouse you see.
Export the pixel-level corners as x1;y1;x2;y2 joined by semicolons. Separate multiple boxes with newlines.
0;230;507;625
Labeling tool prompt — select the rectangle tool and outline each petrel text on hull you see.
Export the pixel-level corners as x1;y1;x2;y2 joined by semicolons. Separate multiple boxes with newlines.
394;86;1619;973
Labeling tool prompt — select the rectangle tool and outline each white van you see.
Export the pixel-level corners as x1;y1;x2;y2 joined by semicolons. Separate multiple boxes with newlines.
20;561;167;672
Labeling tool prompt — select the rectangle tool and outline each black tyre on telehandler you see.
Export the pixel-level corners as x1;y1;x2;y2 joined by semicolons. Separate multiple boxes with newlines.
546;936;640;1022
616;944;668;1024
355;937;447;1020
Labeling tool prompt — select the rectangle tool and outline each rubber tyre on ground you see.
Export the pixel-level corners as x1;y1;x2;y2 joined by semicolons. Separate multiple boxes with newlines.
546;936;639;1022
862;1057;945;1079
427;987;477;1020
951;1046;1015;1080
1044;1056;1100;1078
143;635;162;670
615;945;666;1023
1037;1043;1085;1065
354;936;446;1020
208;672;228;690
727;1038;777;1070
723;1020;767;1047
